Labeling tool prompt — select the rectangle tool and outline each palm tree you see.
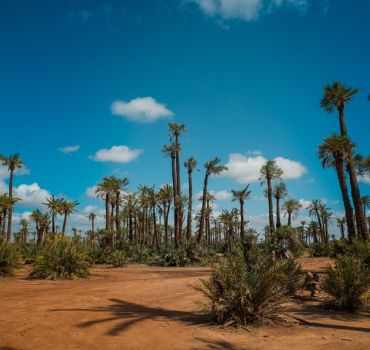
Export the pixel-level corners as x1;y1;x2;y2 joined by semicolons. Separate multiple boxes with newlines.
88;212;96;232
320;204;332;243
19;218;29;243
163;143;180;245
159;184;173;245
37;213;49;246
110;176;129;234
231;185;251;241
307;200;324;240
336;217;346;240
259;160;283;234
0;194;14;242
60;199;79;233
184;156;197;241
282;199;302;227
273;182;287;229
30;209;42;242
96;177;113;231
318;135;356;241
361;196;370;221
321;81;368;240
197;157;227;243
0;153;24;240
43;195;63;233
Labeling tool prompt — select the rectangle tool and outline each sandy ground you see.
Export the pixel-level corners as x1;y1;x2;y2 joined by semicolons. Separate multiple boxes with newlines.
0;256;369;350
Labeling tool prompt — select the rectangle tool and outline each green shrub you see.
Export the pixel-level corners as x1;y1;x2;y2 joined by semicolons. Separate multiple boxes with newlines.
108;250;127;267
308;242;332;257
196;247;300;326
0;243;19;276
322;255;370;311
30;234;90;280
20;243;38;264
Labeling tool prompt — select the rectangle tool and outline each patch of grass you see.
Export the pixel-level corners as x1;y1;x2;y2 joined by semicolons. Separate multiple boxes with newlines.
0;243;19;276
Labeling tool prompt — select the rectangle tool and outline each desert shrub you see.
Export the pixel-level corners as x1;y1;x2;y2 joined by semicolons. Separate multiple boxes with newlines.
196;247;300;326
0;243;19;276
322;255;370;311
20;243;38;264
30;234;90;280
108;250;127;267
87;244;111;264
274;226;304;257
308;242;332;257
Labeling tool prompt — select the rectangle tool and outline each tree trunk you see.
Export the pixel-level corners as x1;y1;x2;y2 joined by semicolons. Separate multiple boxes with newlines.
105;193;110;231
171;151;178;246
347;159;369;240
335;157;356;242
338;106;348;137
175;134;181;242
115;191;120;233
287;212;292;226
51;214;55;234
276;197;281;229
240;200;245;241
197;173;209;243
6;169;14;242
267;178;275;233
62;213;67;234
186;170;193;241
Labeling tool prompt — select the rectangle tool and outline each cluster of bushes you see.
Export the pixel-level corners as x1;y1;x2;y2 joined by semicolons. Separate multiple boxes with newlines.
30;234;90;280
196;243;302;326
0;243;19;276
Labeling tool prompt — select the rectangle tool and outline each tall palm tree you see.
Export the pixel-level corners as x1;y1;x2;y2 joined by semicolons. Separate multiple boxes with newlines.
197;157;227;243
259;160;283;234
163;143;180;245
184;156;197;241
282;199;302;227
19;218;29;244
0;194;14;242
60;199;79;233
231;185;251;241
43;195;63;233
336;217;346;240
0;153;24;239
88;212;96;232
318;135;356;241
321;81;368;240
273;182;287;229
320;204;332;243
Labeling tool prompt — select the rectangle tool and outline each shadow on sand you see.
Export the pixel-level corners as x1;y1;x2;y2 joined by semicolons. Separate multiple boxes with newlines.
51;298;207;336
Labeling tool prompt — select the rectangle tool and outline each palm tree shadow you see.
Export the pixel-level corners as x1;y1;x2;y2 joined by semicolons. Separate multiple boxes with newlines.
51;298;207;336
192;337;245;350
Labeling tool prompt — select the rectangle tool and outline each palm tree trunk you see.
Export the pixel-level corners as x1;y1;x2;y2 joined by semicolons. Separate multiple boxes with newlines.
267;178;275;233
105;193;110;231
315;209;323;240
240;200;245;241
276;197;281;229
51;214;55;234
186;170;193;241
6;169;14;242
115;191;120;233
62;213;67;233
197;174;209;243
175;135;181;242
347;159;369;240
171;151;178;245
338;107;348;137
287;212;292;226
92;218;95;232
335;158;356;242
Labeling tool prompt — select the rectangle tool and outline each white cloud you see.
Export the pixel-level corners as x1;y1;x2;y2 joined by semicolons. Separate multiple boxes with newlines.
8;182;50;207
111;97;173;123
58;145;80;154
247;150;262;156
223;153;306;184
90;145;142;163
82;205;105;216
0;164;30;180
196;189;232;201
299;199;311;208
358;175;370;184
192;0;309;21
86;185;98;198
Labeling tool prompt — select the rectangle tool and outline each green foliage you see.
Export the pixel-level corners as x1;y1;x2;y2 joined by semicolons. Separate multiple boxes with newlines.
196;246;301;326
30;234;90;280
331;240;370;267
322;255;370;311
0;243;19;276
308;242;333;257
19;243;38;264
108;250;127;267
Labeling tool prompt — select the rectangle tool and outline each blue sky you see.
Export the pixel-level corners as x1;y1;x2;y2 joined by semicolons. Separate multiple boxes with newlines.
0;0;369;232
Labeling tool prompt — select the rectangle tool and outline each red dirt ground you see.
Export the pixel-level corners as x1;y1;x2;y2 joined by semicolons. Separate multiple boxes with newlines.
0;256;369;350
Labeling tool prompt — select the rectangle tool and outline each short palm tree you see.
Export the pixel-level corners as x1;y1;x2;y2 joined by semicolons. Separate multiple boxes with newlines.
0;153;24;240
259;160;283;234
231;185;251;241
43;195;63;233
96;177;114;231
88;212;96;232
197;157;227;243
273;182;287;229
307;200;324;239
336;217;346;240
60;199;79;233
159;184;173;244
282;199;302;227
